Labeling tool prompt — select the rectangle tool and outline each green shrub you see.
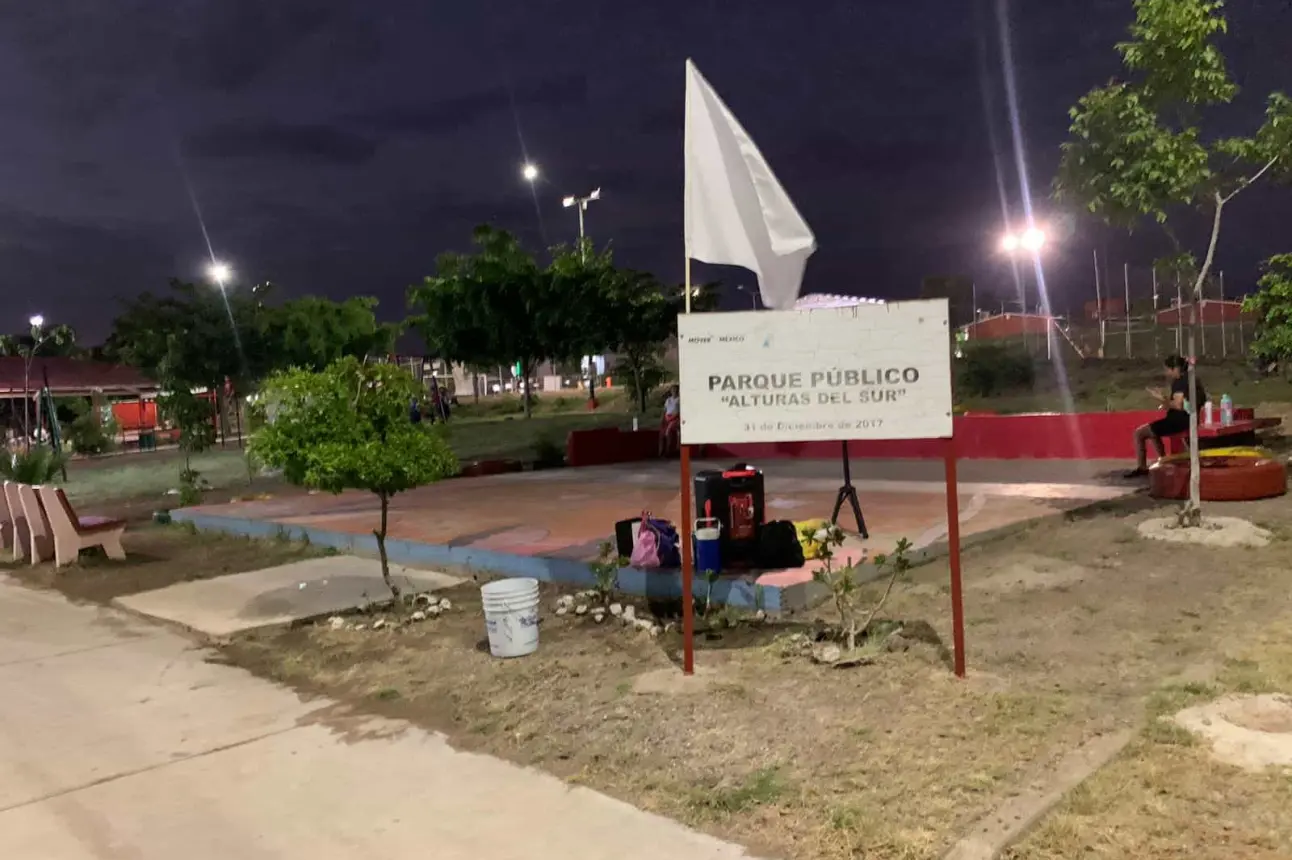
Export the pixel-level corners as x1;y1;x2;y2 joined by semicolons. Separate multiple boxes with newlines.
66;409;117;456
956;342;1035;398
1;447;66;484
532;432;565;465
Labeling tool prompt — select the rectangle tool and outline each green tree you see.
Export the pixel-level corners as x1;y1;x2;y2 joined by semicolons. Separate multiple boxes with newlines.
1055;0;1292;523
158;386;217;503
251;358;459;597
409;226;570;418
105;279;273;394
1243;254;1292;370
264;296;399;372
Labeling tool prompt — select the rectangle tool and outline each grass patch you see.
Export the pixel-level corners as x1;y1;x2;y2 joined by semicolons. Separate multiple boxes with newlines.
687;766;786;817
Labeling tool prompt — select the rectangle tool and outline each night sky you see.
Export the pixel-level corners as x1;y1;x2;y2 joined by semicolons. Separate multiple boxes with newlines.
3;0;1291;343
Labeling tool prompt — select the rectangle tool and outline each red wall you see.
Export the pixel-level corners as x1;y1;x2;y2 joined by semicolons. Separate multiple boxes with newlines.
112;401;158;431
567;411;1176;466
963;314;1053;340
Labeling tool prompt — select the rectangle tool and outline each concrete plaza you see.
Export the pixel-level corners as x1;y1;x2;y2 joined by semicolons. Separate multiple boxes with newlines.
173;458;1136;608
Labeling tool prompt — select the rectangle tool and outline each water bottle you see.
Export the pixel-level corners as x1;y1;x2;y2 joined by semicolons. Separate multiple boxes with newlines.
1203;401;1214;426
1220;394;1233;427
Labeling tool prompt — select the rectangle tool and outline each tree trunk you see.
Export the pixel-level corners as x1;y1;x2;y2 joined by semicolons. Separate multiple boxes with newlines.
1182;195;1227;526
587;358;597;407
374;491;400;599
631;359;646;414
521;359;533;419
472;372;480;405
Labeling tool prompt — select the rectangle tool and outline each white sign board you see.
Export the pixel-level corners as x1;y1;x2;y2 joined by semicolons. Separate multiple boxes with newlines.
678;300;953;444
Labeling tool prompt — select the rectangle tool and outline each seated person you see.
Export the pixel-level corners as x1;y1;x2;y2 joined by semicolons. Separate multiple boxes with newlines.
1126;354;1205;478
659;385;680;456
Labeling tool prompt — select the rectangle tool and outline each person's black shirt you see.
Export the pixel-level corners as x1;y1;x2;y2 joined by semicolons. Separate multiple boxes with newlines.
1169;373;1205;413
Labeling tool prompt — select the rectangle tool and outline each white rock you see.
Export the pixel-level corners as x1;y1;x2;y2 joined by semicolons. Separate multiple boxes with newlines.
439;598;453;611
592;611;607;624
647;625;661;638
635;618;653;632
372;618;387;630
413;593;435;607
328;616;347;631
353;623;368;631
754;610;767;623
556;594;575;609
609;603;623;617
622;605;637;624
426;605;442;618
410;610;427;622
555;606;569;616
575;604;589;616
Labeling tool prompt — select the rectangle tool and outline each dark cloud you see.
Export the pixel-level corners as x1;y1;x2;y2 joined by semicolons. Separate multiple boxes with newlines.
3;0;1292;338
356;73;588;136
184;122;377;165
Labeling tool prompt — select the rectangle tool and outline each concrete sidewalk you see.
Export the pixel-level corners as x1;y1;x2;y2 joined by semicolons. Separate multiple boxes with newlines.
0;576;759;859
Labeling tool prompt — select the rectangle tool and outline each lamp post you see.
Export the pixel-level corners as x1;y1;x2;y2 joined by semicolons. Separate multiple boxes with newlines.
561;188;601;260
999;226;1050;358
735;284;759;309
562;188;603;406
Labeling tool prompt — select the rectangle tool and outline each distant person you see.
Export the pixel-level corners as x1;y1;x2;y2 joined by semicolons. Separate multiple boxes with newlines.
409;398;422;424
659;385;680;457
1126;355;1205;478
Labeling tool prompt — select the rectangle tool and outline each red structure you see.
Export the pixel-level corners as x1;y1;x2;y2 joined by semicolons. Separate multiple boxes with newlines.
961;313;1054;340
0;357;150;398
568;411;1185;466
1083;298;1126;320
1156;300;1252;325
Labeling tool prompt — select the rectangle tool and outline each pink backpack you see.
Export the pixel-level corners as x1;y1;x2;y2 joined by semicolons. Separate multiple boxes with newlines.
630;512;662;568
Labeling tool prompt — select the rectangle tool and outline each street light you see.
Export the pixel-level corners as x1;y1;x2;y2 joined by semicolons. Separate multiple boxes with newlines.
521;163;539;182
561;187;601;256
207;261;232;285
1001;227;1045;255
28;314;44;328
735;284;759;310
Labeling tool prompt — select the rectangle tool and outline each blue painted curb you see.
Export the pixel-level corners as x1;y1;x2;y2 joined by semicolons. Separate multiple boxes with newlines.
170;510;805;612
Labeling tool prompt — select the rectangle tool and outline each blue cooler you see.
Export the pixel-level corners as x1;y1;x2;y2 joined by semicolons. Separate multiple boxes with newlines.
694;517;723;575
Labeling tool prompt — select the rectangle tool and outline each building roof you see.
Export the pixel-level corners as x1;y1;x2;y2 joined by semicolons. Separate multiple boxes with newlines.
792;293;885;309
0;357;155;398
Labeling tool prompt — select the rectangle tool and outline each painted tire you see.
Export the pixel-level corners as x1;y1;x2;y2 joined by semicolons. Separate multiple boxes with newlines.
1159;446;1274;464
1150;455;1288;502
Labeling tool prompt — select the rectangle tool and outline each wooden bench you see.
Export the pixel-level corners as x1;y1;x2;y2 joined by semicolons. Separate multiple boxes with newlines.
36;485;126;567
1;481;22;561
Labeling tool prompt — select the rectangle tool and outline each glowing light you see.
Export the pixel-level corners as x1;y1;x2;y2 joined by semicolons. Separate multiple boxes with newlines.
521;163;539;182
208;261;232;284
29;314;44;328
562;195;576;208
1020;227;1046;252
1000;233;1020;253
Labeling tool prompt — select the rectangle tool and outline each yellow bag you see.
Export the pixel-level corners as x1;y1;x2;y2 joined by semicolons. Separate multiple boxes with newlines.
794;518;831;560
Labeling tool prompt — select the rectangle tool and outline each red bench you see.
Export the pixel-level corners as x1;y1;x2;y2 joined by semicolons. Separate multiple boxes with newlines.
1165;416;1282;454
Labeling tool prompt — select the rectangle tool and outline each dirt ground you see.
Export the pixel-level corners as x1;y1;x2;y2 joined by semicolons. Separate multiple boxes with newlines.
3;525;320;604
215;489;1292;860
1005;606;1292;860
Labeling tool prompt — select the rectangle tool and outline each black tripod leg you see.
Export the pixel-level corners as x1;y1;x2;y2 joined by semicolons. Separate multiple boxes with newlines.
847;486;869;539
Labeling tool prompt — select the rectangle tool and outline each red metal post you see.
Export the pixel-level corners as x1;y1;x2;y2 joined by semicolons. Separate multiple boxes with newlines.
944;436;966;678
680;444;695;675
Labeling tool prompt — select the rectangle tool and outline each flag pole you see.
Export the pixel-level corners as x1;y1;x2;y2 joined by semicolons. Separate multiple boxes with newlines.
680;257;695;675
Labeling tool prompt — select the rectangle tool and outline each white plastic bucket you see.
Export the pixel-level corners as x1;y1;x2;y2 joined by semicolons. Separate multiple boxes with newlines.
481;578;541;658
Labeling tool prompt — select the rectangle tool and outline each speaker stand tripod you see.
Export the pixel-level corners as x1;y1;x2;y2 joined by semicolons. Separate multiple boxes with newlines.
830;440;869;539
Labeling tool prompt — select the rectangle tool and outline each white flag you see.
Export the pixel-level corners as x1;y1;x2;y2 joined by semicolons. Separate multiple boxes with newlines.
684;59;816;310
